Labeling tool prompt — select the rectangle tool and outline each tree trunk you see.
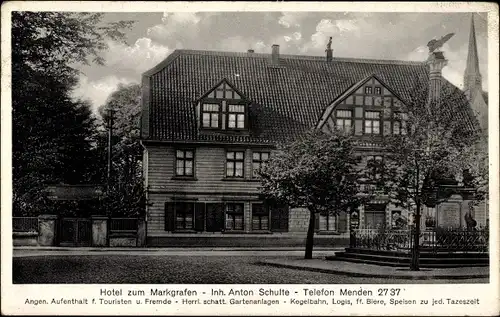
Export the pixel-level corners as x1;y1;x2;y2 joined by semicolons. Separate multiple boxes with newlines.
410;166;421;271
305;211;316;259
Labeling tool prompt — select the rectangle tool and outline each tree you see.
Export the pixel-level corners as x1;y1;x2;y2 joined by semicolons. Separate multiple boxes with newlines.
259;129;369;259
97;83;145;217
11;12;134;216
382;83;486;271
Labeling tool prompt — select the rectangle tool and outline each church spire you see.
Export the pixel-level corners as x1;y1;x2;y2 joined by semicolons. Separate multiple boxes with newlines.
464;13;482;98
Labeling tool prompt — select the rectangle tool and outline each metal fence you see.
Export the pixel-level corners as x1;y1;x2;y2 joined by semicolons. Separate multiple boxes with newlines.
351;229;411;251
109;218;138;233
12;217;38;232
351;227;489;253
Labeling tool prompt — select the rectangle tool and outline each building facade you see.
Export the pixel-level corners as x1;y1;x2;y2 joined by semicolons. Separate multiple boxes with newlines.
140;23;487;245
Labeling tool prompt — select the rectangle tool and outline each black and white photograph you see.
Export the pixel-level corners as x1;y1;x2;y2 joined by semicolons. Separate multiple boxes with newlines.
1;1;498;316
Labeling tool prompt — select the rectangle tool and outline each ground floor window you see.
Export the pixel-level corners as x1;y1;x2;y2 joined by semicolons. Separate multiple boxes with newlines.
252;204;269;230
364;212;386;229
316;213;337;231
225;203;244;230
175;202;194;230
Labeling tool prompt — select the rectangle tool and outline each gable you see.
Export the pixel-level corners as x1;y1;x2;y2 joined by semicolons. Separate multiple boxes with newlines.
318;76;407;135
198;79;244;101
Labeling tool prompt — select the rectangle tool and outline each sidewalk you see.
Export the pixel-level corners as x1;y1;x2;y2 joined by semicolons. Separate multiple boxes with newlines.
13;246;340;252
259;258;489;280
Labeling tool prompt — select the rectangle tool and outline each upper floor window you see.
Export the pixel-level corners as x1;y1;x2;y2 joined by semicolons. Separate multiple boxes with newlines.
202;104;220;128
252;151;270;178
393;112;408;135
226;151;244;178
336;110;352;132
176;150;194;176
366;155;383;180
364;86;373;94
228;105;245;129
365;111;380;134
374;87;382;95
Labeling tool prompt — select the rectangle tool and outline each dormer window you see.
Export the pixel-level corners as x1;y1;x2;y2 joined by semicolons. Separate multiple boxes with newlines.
197;79;249;132
202;104;220;128
228;105;245;129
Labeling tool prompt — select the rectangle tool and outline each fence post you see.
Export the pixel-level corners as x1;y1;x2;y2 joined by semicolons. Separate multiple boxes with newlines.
137;218;146;247
91;216;108;247
37;215;58;246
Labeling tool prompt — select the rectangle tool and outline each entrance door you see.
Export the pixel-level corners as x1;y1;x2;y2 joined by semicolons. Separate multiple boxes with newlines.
206;203;224;232
59;218;92;246
271;206;289;232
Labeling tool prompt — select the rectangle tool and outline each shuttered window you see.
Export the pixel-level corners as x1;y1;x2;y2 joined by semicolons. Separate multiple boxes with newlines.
225;203;244;230
252;204;269;230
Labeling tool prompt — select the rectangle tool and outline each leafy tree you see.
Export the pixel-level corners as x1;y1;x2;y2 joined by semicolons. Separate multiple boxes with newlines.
11;12;134;216
382;83;486;270
97;83;145;217
259;129;370;259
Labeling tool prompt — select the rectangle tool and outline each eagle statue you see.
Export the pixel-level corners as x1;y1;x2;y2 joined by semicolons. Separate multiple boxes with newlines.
427;32;455;53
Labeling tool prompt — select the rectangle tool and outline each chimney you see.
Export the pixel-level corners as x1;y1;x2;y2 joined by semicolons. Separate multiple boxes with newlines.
271;44;280;66
326;36;333;62
247;49;254;53
426;51;448;104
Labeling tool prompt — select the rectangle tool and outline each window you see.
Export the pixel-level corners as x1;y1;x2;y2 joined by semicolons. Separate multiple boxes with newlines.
365;111;380;134
374;87;382;95
175;202;194;230
393;112;408;135
176;150;194;176
364;86;373;94
202;104;220;128
367;155;383;180
226;151;244;177
252;204;269;230
227;105;245;129
336;110;352;132
225;203;244;230
317;213;337;231
252;151;270;178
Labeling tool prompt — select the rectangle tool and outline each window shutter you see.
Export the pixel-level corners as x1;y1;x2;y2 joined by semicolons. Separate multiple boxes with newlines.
164;202;175;231
194;203;205;232
338;212;347;233
206;203;224;232
355;120;363;135
271;205;289;232
383;121;391;135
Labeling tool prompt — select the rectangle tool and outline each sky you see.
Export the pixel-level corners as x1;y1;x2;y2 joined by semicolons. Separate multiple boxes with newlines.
71;11;489;112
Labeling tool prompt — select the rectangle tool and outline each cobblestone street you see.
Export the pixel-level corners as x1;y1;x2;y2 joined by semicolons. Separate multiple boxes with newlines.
12;253;488;284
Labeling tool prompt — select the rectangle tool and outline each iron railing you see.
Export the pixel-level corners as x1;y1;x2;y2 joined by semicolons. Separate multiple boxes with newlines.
351;229;411;251
12;217;38;232
109;218;138;233
351;227;489;253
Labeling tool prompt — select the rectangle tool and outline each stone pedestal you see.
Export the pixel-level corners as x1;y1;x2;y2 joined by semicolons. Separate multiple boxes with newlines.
137;219;147;247
91;216;108;247
38;215;58;246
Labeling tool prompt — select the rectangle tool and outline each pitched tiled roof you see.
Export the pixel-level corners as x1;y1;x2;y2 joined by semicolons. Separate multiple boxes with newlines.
141;49;475;144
